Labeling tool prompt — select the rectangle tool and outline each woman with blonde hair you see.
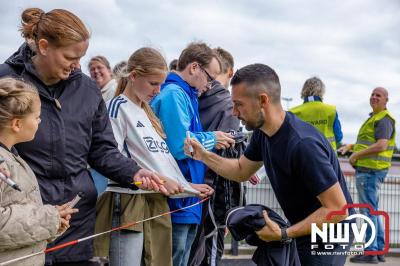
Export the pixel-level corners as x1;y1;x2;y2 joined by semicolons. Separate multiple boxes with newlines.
0;8;164;265
94;47;213;266
88;56;117;103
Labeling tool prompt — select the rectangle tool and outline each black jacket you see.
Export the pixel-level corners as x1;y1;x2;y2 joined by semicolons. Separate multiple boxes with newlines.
0;43;140;263
199;80;239;132
206;132;247;226
226;204;301;266
199;81;243;227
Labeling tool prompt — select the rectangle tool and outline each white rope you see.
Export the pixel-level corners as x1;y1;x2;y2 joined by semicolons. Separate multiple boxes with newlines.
0;198;207;265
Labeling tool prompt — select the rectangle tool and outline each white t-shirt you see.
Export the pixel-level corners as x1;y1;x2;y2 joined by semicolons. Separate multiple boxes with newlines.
106;94;198;197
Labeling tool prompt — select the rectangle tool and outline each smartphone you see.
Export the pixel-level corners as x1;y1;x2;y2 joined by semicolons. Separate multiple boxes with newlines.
68;192;85;208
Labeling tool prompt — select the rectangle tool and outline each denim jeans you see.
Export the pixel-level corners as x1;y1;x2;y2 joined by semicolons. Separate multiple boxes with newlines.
172;223;198;266
355;168;388;251
89;168;108;196
109;193;143;266
109;230;143;266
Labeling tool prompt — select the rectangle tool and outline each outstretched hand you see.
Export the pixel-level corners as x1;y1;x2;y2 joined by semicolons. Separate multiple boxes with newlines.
190;183;214;198
184;137;208;161
133;169;164;192
214;131;235;150
337;144;352;155
157;174;185;196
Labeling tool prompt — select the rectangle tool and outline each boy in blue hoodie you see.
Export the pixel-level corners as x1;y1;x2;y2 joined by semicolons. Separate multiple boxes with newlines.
151;42;234;266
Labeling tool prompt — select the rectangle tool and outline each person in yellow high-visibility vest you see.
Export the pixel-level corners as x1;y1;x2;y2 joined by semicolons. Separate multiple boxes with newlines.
339;87;395;264
290;77;343;150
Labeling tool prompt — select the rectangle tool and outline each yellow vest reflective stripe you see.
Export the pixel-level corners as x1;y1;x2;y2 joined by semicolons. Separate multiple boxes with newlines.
353;110;396;170
290;101;337;150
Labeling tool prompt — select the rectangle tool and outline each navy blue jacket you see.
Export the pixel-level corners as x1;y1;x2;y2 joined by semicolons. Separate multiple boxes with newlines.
227;204;301;266
0;43;140;263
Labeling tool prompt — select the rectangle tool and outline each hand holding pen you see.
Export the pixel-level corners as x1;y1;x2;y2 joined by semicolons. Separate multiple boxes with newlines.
0;172;22;192
0;157;21;192
186;131;194;157
132;174;185;196
132;169;166;192
184;134;208;161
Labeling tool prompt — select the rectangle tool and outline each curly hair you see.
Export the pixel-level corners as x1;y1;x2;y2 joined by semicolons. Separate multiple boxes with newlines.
301;77;325;99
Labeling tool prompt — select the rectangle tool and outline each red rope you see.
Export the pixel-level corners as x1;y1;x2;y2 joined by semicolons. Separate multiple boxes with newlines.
0;197;208;265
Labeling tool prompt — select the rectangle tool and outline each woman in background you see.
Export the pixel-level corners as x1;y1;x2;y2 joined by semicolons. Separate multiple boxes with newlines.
88;56;117;103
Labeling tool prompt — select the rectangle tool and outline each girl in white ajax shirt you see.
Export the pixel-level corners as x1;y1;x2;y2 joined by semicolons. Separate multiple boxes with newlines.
0;78;77;266
94;48;213;266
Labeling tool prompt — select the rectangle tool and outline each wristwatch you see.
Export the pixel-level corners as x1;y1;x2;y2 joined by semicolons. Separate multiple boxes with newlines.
280;227;292;244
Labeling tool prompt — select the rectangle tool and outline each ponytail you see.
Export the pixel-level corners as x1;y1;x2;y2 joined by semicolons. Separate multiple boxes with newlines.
141;102;166;139
114;76;128;97
19;7;90;48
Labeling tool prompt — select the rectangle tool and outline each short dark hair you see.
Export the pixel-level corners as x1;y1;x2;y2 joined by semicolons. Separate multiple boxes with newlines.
169;59;178;71
177;42;219;71
213;47;234;74
231;63;281;103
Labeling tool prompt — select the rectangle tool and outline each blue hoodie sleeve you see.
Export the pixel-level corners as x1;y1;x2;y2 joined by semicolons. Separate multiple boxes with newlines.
188;131;216;151
152;87;215;160
333;112;343;143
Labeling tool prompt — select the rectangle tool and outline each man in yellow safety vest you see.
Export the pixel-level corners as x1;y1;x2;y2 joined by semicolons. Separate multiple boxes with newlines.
339;87;395;264
290;77;342;150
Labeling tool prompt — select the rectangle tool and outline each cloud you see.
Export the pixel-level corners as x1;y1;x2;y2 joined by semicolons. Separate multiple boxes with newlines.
1;0;399;144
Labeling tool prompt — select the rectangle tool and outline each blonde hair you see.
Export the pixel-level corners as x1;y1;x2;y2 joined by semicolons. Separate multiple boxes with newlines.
20;8;90;49
88;55;111;70
0;78;39;129
213;47;234;74
301;77;325;99
115;48;168;138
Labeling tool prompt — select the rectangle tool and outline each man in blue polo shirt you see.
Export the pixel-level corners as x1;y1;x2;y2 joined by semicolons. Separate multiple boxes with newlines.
186;63;354;266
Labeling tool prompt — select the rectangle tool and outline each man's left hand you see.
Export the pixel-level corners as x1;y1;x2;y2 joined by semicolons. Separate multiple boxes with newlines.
255;210;282;242
349;153;358;165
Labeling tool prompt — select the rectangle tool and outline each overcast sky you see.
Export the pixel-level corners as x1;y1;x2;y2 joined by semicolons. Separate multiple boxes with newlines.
1;0;399;144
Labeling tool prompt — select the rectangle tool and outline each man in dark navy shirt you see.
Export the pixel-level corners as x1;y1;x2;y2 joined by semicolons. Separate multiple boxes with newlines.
185;63;354;266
